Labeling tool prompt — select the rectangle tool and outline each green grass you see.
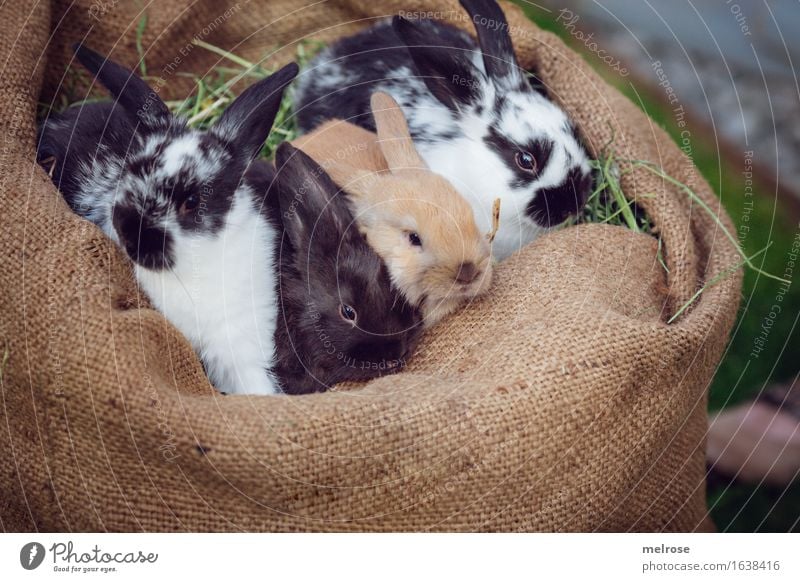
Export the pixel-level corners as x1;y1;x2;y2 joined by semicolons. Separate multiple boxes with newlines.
159;38;324;159
570;148;654;234
514;0;800;532
39;35;324;162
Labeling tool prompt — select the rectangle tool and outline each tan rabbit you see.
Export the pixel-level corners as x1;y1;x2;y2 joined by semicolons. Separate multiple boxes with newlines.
293;92;493;327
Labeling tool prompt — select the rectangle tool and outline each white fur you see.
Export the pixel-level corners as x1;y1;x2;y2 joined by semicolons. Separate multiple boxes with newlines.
160;134;201;176
75;156;125;232
419;133;546;260
75;143;281;396
134;189;280;395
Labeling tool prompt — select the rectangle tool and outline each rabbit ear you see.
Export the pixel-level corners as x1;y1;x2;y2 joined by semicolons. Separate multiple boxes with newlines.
213;62;299;161
392;16;484;111
273;143;350;250
73;44;171;130
370;92;426;172
460;0;525;89
316;158;382;202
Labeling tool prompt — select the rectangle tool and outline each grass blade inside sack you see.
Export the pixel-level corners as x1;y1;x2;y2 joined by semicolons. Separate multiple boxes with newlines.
294;92;493;327
37;46;422;395
293;0;594;261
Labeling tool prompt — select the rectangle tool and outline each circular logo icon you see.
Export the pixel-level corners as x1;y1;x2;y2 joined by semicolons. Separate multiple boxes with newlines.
20;542;46;570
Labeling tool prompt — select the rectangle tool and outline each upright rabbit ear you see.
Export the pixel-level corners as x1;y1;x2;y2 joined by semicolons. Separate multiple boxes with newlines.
73;44;171;130
392;16;484;111
213;62;299;161
460;0;525;90
273;143;349;250
370;92;426;173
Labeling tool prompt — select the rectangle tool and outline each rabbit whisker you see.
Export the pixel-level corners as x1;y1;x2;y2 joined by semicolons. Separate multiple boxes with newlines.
167;264;197;310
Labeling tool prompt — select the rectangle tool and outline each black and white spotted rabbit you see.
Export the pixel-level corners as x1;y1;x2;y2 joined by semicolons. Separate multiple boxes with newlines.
293;0;594;260
37;45;298;395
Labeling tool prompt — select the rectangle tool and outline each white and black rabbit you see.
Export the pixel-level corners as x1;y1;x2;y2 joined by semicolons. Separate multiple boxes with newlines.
293;0;594;260
259;145;424;394
37;45;296;395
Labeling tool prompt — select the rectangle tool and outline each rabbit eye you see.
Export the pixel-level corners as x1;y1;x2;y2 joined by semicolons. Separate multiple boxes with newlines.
515;151;537;173
408;232;422;247
179;195;199;215
340;304;357;323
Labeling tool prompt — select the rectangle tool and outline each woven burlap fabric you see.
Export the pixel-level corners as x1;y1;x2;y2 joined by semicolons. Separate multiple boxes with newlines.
0;0;740;532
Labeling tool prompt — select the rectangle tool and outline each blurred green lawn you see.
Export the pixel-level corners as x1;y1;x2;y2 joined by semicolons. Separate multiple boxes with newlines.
515;1;800;532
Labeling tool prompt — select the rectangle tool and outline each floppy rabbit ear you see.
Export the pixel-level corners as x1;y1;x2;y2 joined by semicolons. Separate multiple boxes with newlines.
460;0;525;90
73;44;171;130
392;16;484;111
370;92;426;173
213;62;299;161
273;143;349;250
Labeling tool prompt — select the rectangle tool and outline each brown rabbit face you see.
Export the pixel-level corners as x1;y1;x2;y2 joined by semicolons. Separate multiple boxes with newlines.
354;172;493;309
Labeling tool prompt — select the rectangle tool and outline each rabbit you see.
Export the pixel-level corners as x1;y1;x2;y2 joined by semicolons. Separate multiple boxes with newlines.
292;0;594;261
293;92;493;327
261;144;424;394
37;44;298;395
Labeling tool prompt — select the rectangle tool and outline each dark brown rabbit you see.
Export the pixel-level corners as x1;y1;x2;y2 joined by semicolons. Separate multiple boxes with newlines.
264;144;424;394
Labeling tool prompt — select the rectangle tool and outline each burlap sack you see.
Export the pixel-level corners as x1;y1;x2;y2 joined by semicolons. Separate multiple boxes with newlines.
0;0;740;532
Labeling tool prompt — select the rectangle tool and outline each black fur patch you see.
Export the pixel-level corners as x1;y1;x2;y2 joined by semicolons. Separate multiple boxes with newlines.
111;203;175;270
526;70;548;96
483;125;554;188
128;155;158;178
267;145;424;394
37;102;137;212
461;0;522;85
74;44;172;130
526;166;593;227
393;16;482;111
212;62;298;159
294;18;478;132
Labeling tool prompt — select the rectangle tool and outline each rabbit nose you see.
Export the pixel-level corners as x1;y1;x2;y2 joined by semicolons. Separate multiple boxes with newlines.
455;262;479;284
112;204;173;270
